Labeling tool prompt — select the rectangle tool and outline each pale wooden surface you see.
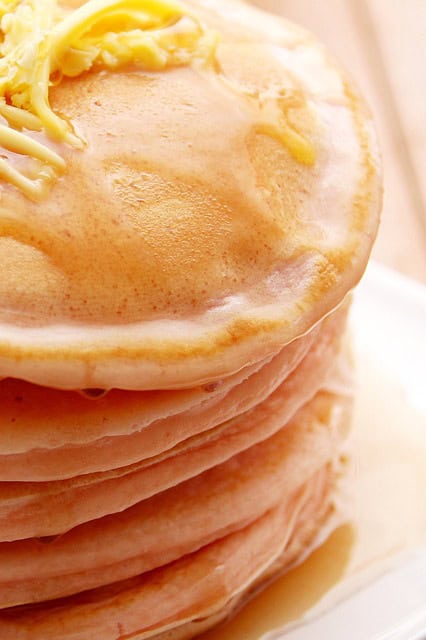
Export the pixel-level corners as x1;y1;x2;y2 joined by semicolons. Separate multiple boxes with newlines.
252;0;426;283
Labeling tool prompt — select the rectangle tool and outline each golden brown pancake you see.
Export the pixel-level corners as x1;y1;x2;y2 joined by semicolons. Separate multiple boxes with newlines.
0;384;351;608
0;304;347;539
0;329;316;454
0;0;381;391
0;302;346;483
0;317;318;477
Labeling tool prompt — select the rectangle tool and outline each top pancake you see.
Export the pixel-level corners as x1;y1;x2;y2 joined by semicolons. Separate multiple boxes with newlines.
0;0;381;389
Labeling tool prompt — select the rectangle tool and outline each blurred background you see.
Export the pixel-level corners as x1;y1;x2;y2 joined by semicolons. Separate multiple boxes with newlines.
251;0;426;283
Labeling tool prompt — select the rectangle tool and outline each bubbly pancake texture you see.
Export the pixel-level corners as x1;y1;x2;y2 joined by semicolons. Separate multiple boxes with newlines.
0;0;381;390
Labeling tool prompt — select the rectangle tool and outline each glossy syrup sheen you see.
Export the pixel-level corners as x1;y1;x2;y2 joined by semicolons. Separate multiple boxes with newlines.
200;353;426;640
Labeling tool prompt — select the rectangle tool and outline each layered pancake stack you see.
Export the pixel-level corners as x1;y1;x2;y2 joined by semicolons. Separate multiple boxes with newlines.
0;0;381;638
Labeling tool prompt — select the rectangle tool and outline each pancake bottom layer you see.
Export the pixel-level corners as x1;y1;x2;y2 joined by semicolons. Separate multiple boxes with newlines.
0;361;351;637
0;385;351;608
0;460;346;640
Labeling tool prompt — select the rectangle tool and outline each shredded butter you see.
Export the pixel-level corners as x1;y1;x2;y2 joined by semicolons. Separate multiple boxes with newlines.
0;0;212;199
0;0;315;201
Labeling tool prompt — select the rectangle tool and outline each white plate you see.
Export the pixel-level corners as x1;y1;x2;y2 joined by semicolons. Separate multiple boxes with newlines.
351;261;426;415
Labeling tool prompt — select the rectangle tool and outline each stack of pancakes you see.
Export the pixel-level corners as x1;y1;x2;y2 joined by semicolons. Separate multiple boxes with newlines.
0;0;381;638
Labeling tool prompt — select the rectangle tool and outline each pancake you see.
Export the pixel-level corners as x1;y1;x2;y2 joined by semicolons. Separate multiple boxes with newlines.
0;301;346;483
0;303;347;538
0;327;317;453
0;0;381;391
0;313;318;474
0;382;351;608
0;461;344;640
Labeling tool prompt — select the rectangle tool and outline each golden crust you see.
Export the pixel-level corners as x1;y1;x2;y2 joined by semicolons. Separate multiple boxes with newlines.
0;0;381;389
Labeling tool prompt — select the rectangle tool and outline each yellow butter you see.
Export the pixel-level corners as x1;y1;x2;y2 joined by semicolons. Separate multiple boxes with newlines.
0;0;208;199
0;0;314;200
